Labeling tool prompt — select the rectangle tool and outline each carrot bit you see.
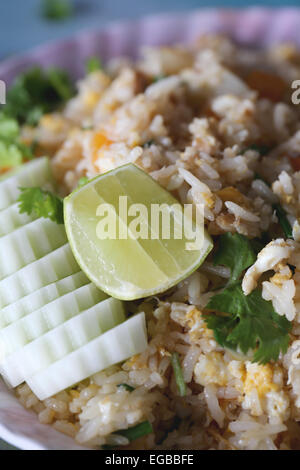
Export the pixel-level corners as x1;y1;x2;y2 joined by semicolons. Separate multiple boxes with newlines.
91;132;112;163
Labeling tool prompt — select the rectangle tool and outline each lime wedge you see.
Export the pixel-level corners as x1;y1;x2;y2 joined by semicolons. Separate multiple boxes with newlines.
64;164;213;300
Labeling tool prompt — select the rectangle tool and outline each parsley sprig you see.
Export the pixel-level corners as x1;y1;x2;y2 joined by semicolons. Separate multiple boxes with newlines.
204;233;291;363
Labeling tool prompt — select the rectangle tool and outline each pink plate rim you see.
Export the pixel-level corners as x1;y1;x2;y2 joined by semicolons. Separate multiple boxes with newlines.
1;7;300;450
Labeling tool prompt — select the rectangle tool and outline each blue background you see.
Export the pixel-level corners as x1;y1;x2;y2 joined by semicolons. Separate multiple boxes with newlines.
0;0;297;451
1;0;300;60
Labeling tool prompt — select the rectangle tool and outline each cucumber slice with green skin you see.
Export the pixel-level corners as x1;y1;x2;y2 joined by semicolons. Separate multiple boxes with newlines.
1;298;125;387
0;282;108;358
0;244;79;308
0;218;67;280
0;203;37;237
0;157;51;211
26;312;147;400
0;271;89;329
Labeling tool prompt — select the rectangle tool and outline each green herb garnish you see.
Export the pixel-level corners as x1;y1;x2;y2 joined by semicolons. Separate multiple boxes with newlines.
0;114;19;139
254;173;270;186
77;176;90;188
205;283;291;364
273;203;293;239
86;57;102;74
4;67;74;126
0;141;23;169
18;187;64;224
214;233;256;286
116;421;153;442
117;384;135;392
153;74;166;83
171;352;186;397
249;232;271;255
205;232;291;363
243;144;271;156
0;114;34;170
143;140;154;148
41;0;73;21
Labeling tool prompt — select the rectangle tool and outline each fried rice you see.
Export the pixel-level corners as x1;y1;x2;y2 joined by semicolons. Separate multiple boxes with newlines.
14;35;300;450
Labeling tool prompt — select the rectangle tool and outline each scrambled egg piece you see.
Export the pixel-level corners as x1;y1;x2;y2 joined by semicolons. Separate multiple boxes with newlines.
244;363;278;397
194;352;231;387
185;307;211;333
236;362;290;419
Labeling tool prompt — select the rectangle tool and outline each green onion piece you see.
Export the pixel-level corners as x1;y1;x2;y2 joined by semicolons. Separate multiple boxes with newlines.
86;57;102;74
117;383;135;392
171;352;186;397
117;421;153;442
273;203;293;239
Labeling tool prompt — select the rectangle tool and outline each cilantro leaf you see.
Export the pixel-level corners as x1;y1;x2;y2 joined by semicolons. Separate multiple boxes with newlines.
18;187;64;224
4;67;74;126
86;57;102;74
205;283;291;364
214;233;256;285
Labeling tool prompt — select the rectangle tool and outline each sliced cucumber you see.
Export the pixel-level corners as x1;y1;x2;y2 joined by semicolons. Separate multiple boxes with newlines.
0;244;79;308
1;298;126;387
0;203;37;237
0;271;89;329
0;218;67;280
0;283;108;358
26;312;147;400
0;157;51;211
